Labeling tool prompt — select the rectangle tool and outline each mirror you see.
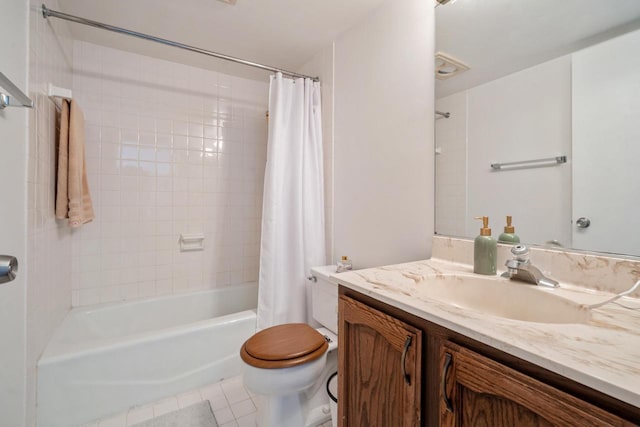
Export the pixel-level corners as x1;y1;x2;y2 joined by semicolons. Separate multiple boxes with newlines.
434;0;640;257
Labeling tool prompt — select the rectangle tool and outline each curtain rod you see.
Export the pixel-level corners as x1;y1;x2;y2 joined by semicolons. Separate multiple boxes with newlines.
41;4;319;82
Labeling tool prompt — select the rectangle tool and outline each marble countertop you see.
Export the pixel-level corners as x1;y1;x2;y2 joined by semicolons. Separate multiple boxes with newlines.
332;259;640;408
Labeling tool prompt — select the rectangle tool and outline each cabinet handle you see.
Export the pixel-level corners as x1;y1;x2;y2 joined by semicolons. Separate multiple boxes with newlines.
442;352;453;412
401;335;412;385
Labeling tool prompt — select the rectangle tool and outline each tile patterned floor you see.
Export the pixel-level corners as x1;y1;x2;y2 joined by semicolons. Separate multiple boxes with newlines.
83;375;333;427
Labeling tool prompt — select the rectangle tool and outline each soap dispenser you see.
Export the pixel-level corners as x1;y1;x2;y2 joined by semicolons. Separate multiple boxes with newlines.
474;216;497;275
498;215;521;244
336;256;353;273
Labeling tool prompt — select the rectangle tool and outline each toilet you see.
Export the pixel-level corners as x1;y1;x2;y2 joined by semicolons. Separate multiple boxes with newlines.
241;265;339;427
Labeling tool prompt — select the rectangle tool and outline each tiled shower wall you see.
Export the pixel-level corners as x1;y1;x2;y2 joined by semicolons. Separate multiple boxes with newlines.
27;0;74;425
71;41;269;306
434;91;467;237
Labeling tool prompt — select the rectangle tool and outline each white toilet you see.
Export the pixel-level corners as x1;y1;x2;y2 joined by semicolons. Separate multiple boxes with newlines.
241;265;339;427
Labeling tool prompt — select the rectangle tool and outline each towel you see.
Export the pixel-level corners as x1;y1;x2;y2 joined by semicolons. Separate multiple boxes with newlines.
55;99;95;227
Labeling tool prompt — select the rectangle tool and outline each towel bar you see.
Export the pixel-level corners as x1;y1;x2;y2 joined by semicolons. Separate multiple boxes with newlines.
48;83;72;111
491;155;567;171
0;72;33;109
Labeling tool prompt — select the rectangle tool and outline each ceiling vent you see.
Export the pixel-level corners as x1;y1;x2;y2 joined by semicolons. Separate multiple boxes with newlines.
435;52;469;80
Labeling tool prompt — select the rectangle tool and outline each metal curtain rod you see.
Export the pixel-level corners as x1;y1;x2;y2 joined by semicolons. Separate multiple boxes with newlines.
41;4;319;82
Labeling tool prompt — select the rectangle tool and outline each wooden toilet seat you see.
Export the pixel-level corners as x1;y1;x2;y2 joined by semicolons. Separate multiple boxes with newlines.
240;323;329;369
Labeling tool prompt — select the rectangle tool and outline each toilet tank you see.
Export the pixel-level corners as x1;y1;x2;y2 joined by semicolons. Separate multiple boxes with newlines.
310;265;339;335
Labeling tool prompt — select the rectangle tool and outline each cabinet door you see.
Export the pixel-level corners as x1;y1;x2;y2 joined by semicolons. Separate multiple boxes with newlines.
440;341;633;427
339;295;422;427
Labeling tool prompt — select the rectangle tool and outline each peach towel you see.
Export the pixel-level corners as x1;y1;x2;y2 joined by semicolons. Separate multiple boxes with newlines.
55;99;95;227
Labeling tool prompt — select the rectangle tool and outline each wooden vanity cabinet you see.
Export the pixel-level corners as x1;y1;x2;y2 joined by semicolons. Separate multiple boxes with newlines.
339;287;640;427
338;295;422;427
439;341;634;427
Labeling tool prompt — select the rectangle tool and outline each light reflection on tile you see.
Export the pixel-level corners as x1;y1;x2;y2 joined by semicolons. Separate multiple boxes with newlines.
121;145;138;160
204;139;217;153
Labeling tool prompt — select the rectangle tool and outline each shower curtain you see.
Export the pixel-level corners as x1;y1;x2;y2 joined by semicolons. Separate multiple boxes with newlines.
257;73;326;330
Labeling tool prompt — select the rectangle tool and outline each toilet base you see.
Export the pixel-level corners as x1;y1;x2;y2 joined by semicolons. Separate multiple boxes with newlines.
303;401;332;427
253;381;333;427
255;393;306;427
249;347;337;426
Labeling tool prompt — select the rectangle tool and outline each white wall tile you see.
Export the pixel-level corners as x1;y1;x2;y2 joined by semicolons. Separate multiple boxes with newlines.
26;0;74;423
71;42;268;306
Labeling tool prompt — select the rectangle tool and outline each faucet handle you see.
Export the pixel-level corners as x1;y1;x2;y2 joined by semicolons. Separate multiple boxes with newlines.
505;245;529;275
510;244;530;261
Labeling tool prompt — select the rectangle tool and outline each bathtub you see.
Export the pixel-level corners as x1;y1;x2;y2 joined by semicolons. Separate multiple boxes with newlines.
37;282;258;427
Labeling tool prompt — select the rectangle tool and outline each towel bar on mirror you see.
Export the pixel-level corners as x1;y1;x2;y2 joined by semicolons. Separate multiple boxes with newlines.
491;155;567;171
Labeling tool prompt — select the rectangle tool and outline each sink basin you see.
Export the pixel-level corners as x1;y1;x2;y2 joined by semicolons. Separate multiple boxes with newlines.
417;275;590;324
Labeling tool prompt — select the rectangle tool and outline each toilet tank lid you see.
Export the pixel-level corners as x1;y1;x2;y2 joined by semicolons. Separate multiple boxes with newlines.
310;265;338;281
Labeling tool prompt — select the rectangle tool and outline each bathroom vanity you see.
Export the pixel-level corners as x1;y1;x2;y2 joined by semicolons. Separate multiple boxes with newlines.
336;238;640;426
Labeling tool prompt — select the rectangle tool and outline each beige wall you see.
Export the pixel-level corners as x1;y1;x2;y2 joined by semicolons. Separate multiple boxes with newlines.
333;0;435;268
298;0;436;269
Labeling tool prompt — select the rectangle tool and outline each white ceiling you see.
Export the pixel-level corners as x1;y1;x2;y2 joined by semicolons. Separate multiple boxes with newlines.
436;0;640;98
51;1;640;90
54;0;387;81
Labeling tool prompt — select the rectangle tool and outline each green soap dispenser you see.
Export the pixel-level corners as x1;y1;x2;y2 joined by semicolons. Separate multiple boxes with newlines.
474;216;497;275
498;215;521;244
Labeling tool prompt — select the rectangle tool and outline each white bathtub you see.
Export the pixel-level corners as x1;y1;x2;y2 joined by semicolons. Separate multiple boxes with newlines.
37;283;258;427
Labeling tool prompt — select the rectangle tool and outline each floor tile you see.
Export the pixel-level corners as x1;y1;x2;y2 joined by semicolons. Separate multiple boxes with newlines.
177;390;202;408
207;394;230;411
200;383;225;399
200;383;227;410
223;387;250;405
236;413;257;427
250;396;262;412
230;398;256;419
126;404;154;425
152;396;179;417
97;413;127;427
213;407;236;425
90;375;333;427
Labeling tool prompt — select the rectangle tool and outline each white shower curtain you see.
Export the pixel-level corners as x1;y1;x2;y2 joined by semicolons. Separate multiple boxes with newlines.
257;73;326;330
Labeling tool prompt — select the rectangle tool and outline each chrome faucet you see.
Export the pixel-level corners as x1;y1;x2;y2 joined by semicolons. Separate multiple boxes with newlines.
502;244;559;288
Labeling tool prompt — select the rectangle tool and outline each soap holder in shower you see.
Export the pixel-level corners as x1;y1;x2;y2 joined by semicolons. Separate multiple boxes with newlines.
180;233;205;251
